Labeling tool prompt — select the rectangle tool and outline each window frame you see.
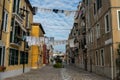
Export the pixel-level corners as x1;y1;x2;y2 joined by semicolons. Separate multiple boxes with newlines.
95;50;99;66
3;9;8;32
9;48;19;65
90;29;93;43
104;12;111;33
117;10;120;30
13;0;20;13
100;48;104;66
94;2;96;15
96;23;100;39
96;0;102;10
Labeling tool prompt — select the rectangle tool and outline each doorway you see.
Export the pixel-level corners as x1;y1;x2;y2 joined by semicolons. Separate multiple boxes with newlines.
0;46;5;66
90;57;92;72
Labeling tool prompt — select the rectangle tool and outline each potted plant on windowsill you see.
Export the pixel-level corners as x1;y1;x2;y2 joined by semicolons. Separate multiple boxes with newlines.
0;66;6;72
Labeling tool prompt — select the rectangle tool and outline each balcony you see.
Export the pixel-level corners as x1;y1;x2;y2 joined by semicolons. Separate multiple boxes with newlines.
12;13;23;25
74;42;79;48
81;39;87;51
82;27;86;34
73;48;79;57
74;10;79;20
81;43;87;51
10;22;25;46
81;21;85;27
10;34;22;47
81;13;85;20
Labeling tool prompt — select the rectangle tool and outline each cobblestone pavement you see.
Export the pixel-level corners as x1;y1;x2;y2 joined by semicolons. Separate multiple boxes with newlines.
4;65;110;80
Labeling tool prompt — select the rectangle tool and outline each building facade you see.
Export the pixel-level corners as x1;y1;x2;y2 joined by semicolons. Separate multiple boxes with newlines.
31;23;45;69
0;0;35;79
67;0;120;79
85;0;120;79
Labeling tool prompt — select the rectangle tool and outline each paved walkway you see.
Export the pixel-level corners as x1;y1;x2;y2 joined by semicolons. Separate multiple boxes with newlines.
4;65;110;80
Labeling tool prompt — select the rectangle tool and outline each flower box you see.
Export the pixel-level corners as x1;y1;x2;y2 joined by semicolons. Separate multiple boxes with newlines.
0;66;6;72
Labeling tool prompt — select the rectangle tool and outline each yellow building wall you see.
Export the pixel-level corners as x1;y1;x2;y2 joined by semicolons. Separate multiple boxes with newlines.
2;0;34;71
1;0;12;71
31;46;39;68
31;24;44;68
31;25;39;68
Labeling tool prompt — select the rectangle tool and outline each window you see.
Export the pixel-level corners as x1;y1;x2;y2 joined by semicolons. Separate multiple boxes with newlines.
96;0;102;10
94;3;96;14
86;0;88;6
3;10;8;32
13;0;20;13
105;13;111;33
9;49;18;65
86;35;89;44
10;18;22;44
117;10;120;30
96;24;100;39
27;13;30;28
88;33;91;43
78;30;80;35
100;49;104;66
20;51;28;64
95;50;99;65
90;30;92;42
0;47;5;66
90;29;94;43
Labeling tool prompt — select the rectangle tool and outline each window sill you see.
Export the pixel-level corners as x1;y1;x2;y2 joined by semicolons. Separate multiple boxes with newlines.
2;30;9;34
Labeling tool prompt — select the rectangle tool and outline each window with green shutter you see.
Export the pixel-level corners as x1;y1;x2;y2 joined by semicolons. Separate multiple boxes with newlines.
9;49;18;65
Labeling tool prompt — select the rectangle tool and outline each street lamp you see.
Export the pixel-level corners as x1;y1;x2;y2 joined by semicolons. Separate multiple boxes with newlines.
20;7;29;73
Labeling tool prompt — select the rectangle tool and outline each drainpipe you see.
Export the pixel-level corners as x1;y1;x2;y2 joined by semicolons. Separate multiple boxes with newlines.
110;46;114;80
0;0;5;40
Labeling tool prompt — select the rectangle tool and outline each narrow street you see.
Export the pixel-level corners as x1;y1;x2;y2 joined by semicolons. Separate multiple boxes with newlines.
4;65;110;80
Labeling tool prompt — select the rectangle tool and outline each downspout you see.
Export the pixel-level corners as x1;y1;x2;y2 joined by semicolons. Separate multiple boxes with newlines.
109;1;114;79
0;0;5;40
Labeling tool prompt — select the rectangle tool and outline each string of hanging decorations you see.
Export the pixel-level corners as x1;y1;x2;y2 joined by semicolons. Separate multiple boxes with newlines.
25;36;75;47
33;6;77;16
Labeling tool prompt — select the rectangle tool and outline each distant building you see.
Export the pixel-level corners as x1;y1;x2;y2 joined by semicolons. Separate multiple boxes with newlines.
47;44;54;64
31;23;45;69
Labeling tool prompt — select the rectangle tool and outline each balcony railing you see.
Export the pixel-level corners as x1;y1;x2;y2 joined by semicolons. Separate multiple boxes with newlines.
12;13;23;25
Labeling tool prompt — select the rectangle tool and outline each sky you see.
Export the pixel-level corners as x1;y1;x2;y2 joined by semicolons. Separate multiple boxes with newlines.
29;0;80;53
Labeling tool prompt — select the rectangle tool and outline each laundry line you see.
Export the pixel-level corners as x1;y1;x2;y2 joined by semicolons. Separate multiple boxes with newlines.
33;6;77;16
25;36;75;47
